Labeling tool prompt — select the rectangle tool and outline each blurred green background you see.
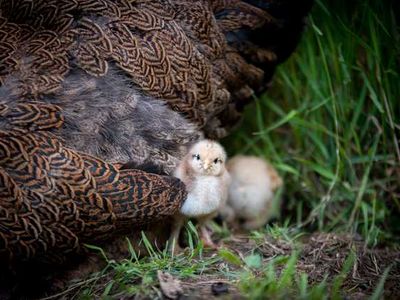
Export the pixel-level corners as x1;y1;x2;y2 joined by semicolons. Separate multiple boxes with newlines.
224;0;400;246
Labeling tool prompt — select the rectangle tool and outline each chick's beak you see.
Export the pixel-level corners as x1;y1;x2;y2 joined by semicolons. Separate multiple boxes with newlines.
204;160;211;170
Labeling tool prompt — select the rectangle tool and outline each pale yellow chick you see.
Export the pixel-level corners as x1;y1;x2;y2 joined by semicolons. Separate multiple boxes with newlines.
170;140;230;253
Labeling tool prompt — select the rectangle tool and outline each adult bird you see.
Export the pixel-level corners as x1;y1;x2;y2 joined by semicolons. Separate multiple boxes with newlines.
0;0;312;267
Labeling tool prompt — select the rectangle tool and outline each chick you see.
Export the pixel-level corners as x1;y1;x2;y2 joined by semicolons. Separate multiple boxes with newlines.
169;140;230;252
220;155;282;230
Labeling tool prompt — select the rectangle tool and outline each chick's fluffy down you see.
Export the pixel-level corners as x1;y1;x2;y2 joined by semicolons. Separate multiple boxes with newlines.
222;155;283;230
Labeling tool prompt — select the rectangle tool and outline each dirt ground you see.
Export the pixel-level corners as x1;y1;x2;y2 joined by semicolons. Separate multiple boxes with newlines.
1;232;399;299
177;233;400;300
61;232;400;299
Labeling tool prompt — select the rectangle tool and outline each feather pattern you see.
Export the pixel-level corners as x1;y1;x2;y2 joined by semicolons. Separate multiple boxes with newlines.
0;0;312;265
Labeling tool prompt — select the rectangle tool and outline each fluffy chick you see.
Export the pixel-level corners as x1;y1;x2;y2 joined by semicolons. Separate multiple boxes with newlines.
221;155;282;230
170;140;230;252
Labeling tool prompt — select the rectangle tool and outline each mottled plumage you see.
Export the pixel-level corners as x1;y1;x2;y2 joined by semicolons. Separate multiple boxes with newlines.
0;0;312;267
0;109;186;263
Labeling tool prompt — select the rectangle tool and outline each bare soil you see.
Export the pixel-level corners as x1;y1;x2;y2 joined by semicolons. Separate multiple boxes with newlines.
68;232;400;299
176;233;400;299
2;232;399;299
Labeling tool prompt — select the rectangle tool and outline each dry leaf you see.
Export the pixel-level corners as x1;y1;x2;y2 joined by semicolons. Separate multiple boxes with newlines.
157;270;183;299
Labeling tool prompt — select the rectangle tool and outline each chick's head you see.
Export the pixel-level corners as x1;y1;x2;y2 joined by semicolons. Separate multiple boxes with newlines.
187;140;226;176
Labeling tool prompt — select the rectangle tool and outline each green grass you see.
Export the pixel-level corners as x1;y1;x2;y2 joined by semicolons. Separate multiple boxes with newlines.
54;229;225;299
239;252;331;300
66;229;392;300
224;0;400;246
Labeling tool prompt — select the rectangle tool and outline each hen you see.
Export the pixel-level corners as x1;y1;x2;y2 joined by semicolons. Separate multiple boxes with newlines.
0;0;312;268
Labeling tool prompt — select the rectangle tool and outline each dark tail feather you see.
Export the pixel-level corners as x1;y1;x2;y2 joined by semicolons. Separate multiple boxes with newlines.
213;0;313;110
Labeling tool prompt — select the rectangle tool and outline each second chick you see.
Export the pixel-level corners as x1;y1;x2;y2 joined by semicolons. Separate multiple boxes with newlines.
220;155;283;230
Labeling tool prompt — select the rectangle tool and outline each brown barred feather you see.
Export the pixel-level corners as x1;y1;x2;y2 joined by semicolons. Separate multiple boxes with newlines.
0;118;186;263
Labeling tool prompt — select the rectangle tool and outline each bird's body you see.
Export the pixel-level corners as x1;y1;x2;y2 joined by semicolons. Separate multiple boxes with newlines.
180;174;229;218
170;140;230;251
221;155;282;230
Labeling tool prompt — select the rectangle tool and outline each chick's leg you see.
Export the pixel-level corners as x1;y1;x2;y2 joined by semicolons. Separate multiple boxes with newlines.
199;225;218;249
168;216;185;254
198;217;218;249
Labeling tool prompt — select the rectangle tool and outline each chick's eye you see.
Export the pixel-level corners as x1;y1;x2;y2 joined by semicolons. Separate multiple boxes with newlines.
193;154;200;160
214;158;221;164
